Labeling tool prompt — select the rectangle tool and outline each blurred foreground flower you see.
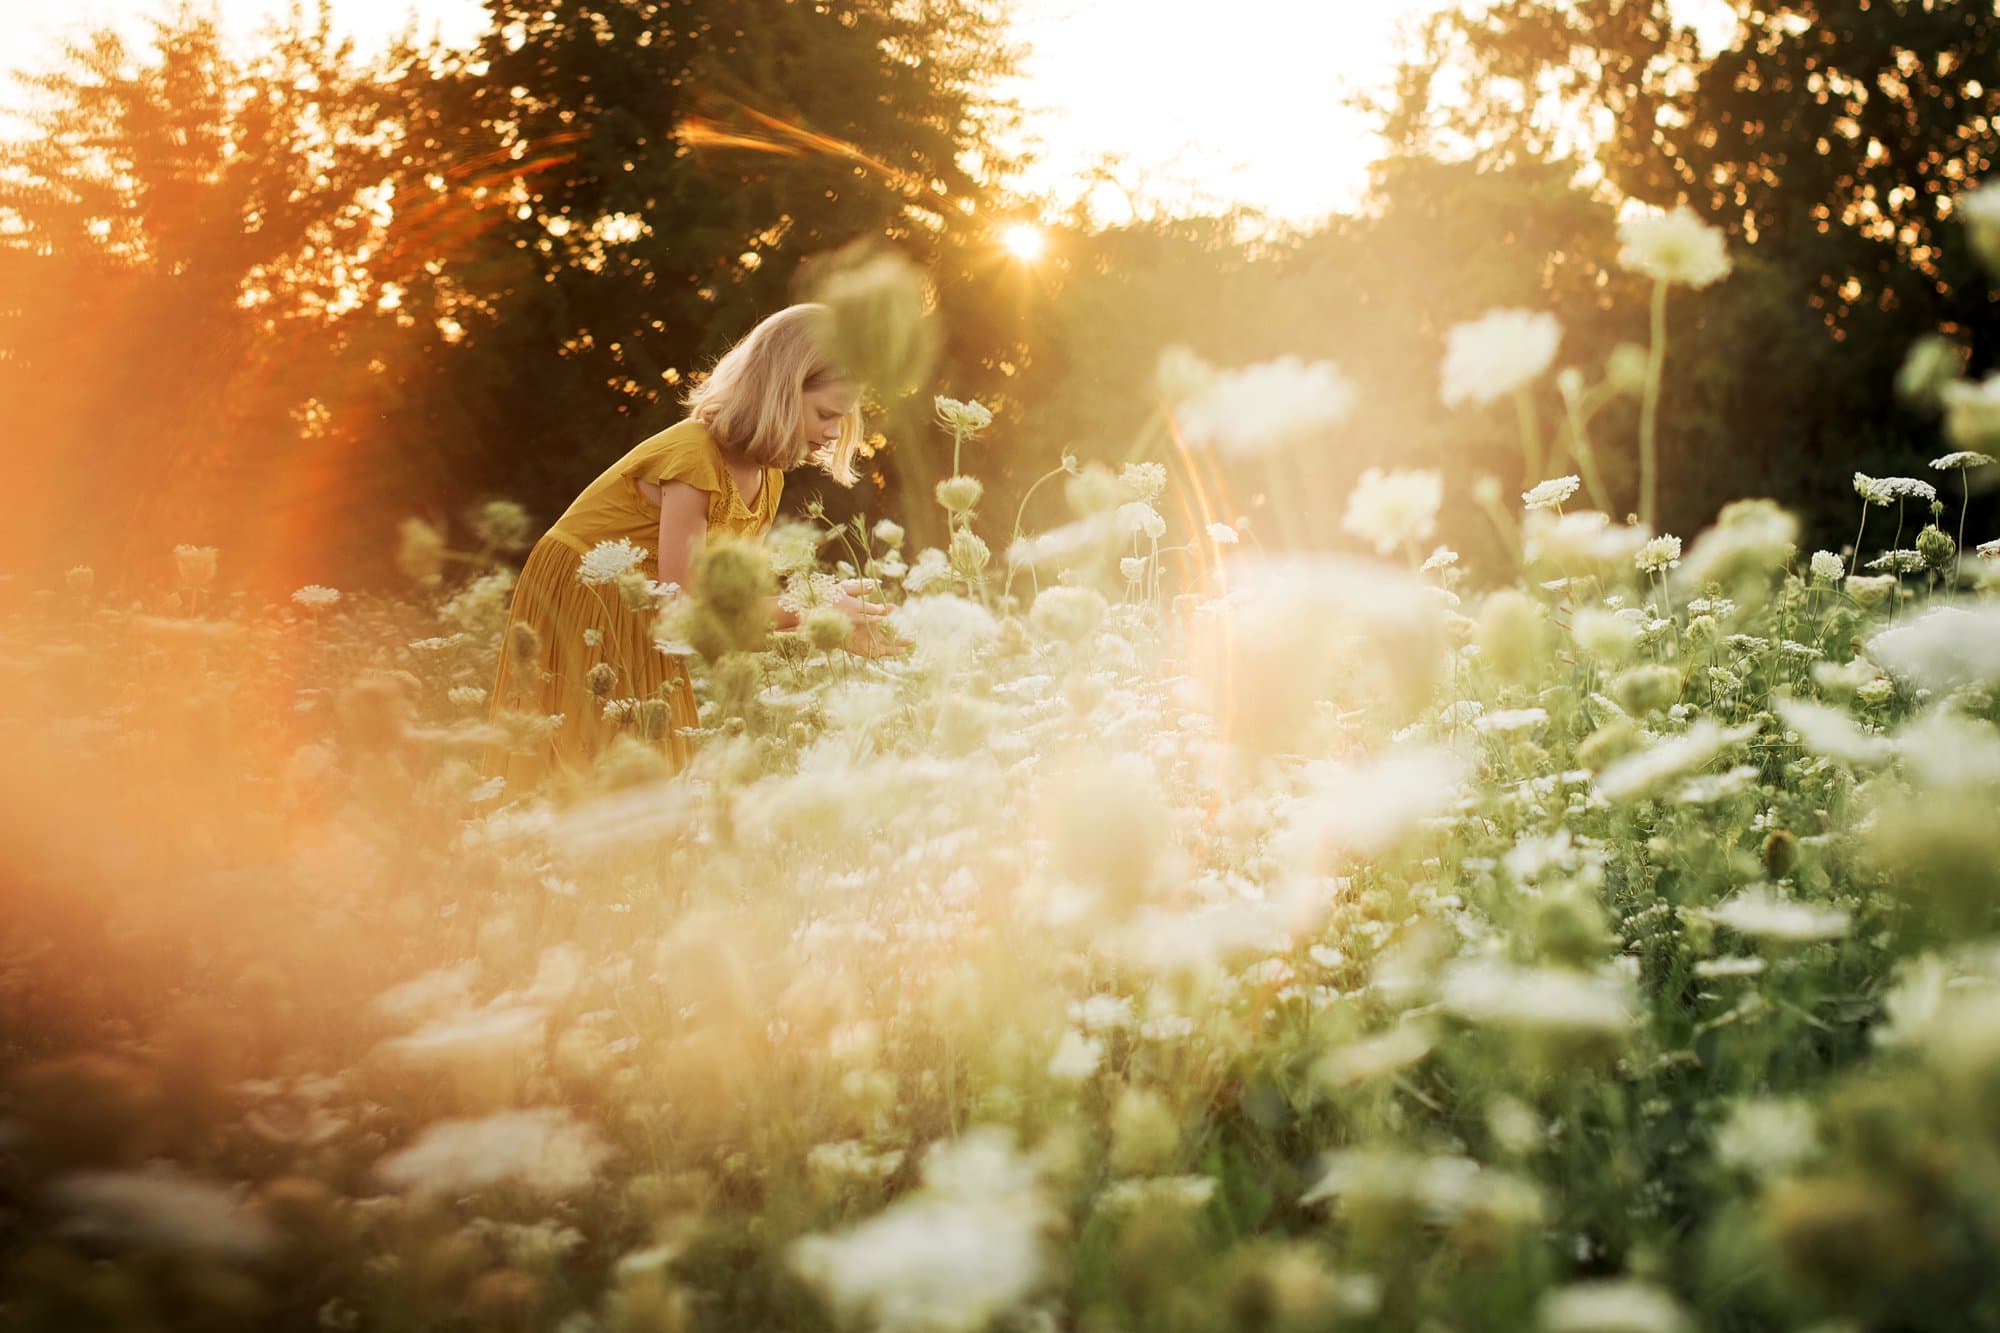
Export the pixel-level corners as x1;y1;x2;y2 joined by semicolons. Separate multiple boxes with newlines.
1175;354;1353;457
1617;205;1731;288
789;1126;1052;1333
1440;308;1562;407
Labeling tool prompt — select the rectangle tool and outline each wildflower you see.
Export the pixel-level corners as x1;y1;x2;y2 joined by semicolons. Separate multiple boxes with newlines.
1176;355;1355;457
1868;604;2000;689
50;1164;279;1260
1539;1279;1690;1333
789;1127;1050;1333
1616;205;1731;287
1606;343;1651;394
372;962;480;1027
1595;719;1759;801
396;517;447;582
1119;556;1147;583
1526;511;1652;571
934;396;994;435
1960;179;2000;272
1028;586;1106;643
1476;589;1548;683
1276;747;1470;869
1610;664;1680;716
1115;500;1167;542
1775;696;1893;765
1694;956;1766;979
1522;475;1581;510
1714;1098;1820;1176
1301;1150;1544;1227
1119;461;1167;501
1640;528;1688;572
1898;334;1966;409
1341;468;1442;555
948;528;990;577
66;565;93;594
802;607;853;652
1675;499;1798;591
1917;524;1957;572
807;1140;907;1186
1846;573;1896;608
1704;887;1851;942
1573;607;1641;662
1865;549;1926;575
887;593;998;665
174;544;219;588
1440;308;1563;408
1809;550;1845;584
1421;545;1458;573
1312;1024;1434;1089
291;584;341;611
472;499;533;551
935;475;983;514
1208;522;1240;545
1107;1086;1179;1174
904;547;952;592
1853;472;1896;507
372;1108;611;1198
1475;707;1548;735
870;520;905;552
1931;450;1995;471
1439;958;1639;1038
577;538;649;586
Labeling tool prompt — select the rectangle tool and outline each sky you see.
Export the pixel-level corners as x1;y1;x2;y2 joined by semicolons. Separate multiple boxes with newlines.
0;0;1740;226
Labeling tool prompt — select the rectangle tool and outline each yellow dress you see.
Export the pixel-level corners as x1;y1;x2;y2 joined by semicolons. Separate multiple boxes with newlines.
485;419;781;787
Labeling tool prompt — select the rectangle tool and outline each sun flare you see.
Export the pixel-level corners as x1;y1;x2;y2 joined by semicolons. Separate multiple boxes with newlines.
1001;222;1047;263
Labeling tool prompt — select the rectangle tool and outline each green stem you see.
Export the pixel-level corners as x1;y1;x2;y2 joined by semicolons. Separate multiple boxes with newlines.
1640;278;1669;530
1956;471;1970;591
1515;385;1543;488
1847;503;1869;580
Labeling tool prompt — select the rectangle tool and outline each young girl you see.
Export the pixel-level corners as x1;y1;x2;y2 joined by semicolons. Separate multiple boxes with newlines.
486;303;893;787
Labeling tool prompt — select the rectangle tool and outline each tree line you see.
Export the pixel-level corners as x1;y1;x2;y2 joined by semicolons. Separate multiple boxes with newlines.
3;0;1994;594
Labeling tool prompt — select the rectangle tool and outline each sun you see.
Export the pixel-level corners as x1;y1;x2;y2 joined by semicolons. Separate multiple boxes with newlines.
1000;222;1047;263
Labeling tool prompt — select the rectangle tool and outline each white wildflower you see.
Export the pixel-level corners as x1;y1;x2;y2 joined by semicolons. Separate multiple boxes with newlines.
373;1108;611;1197
1341;468;1442;555
1616;205;1732;287
934;396;994;434
1439;958;1639;1037
1942;373;2000;451
1207;521;1240;545
1774;696;1893;766
1714;1098;1819;1175
291;584;341;610
1441;308;1563;408
577;538;649;585
1046;1028;1103;1081
1522;475;1581;511
50;1164;279;1260
789;1127;1049;1333
1176;355;1355;457
1595;719;1760;801
1932;450;1995;470
1704;887;1851;942
1539;1278;1691;1333
1809;549;1845;583
1868;605;2000;690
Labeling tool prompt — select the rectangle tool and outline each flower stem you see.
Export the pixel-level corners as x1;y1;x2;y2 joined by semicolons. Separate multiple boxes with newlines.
1639;278;1669;530
1847;503;1868;580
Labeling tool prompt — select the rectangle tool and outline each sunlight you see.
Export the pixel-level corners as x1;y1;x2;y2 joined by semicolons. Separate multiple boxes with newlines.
1001;222;1047;263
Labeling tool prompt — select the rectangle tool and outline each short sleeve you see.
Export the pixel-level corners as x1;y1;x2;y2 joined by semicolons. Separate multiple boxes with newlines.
622;421;731;526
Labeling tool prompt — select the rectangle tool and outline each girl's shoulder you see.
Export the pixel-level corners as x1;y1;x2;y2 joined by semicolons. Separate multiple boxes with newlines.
626;418;726;490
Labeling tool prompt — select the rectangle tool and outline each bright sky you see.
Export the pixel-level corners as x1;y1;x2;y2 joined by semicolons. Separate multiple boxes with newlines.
1;0;1739;225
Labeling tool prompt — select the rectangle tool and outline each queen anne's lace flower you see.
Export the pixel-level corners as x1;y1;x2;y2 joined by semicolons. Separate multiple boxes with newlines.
1617;206;1732;287
1522;476;1580;510
1440;308;1562;408
576;538;649;585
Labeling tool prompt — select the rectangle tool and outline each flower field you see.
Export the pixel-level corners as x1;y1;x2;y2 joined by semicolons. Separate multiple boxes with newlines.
7;211;2000;1333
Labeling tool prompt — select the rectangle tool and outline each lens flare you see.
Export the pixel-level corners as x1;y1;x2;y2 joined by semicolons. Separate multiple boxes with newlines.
1001;224;1047;263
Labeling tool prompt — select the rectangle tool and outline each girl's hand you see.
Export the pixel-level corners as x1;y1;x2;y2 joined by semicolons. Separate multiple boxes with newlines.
846;617;911;659
830;578;890;622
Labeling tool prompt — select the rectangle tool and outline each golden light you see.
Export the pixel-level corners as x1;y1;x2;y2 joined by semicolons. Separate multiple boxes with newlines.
1001;222;1047;263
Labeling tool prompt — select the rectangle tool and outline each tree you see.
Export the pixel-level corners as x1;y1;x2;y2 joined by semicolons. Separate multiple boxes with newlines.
0;3;417;588
369;0;1023;551
1388;0;2000;542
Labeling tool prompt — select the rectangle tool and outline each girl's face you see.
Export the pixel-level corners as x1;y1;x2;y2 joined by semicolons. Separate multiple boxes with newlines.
800;379;858;455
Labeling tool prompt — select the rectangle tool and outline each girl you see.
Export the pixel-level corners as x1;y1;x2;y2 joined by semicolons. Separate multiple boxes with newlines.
486;303;893;787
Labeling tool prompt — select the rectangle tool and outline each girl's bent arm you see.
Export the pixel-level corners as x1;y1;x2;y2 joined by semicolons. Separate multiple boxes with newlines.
654;481;709;591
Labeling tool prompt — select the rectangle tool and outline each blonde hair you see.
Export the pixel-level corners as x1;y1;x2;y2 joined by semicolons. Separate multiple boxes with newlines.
683;303;863;485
